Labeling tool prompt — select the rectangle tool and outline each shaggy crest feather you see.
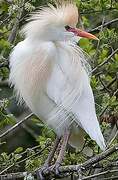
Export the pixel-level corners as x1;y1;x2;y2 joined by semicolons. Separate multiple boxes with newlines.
21;2;78;38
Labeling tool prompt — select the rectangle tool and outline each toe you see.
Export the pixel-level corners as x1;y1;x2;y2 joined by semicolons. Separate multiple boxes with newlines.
36;167;46;180
51;162;61;176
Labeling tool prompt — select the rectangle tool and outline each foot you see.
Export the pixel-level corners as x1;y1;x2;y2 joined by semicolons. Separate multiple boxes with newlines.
51;162;61;176
37;137;61;179
36;165;49;180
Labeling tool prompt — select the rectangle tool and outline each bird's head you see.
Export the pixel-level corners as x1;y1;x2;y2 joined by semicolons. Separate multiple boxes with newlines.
22;1;98;42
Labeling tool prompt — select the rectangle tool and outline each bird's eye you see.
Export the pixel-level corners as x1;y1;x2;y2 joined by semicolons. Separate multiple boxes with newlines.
65;25;70;31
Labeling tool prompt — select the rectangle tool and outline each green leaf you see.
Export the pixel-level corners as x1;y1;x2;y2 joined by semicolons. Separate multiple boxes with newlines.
14;147;23;153
0;39;11;49
114;54;118;61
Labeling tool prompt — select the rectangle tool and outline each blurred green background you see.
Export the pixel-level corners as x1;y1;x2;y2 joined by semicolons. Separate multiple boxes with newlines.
0;0;118;179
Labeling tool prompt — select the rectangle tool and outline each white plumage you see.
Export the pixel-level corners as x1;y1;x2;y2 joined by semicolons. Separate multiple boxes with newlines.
9;2;106;150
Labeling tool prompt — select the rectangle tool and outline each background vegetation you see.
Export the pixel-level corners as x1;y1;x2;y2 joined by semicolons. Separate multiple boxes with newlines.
0;0;118;179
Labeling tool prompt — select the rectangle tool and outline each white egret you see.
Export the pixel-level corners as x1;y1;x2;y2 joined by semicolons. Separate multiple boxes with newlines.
9;1;106;178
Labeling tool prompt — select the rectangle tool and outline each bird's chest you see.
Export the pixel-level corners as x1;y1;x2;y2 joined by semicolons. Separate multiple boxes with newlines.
23;58;52;93
47;45;81;104
11;42;81;118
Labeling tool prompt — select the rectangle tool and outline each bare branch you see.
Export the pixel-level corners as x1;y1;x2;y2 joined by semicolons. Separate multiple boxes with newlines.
41;144;118;178
4;0;13;4
0;113;33;139
0;144;118;179
102;176;118;180
89;18;118;33
0;172;27;180
0;59;9;69
99;76;111;93
0;15;11;26
100;77;116;91
8;1;25;44
82;169;118;180
92;48;118;74
80;8;117;15
0;144;47;175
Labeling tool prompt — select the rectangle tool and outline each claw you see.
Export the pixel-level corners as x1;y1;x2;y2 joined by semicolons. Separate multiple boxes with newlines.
36;166;48;180
51;162;61;176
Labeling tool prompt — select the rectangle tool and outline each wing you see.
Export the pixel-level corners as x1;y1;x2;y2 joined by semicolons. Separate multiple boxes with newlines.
71;69;106;150
46;42;106;150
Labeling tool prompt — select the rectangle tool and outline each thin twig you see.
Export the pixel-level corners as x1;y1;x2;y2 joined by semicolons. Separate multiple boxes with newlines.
0;144;48;175
92;48;118;74
8;0;25;44
0;0;26;59
99;76;111;93
99;104;109;117
99;88;118;118
80;8;117;15
42;144;118;177
4;0;13;4
0;172;28;180
0;144;118;179
100;77;116;91
0;60;9;69
102;176;118;180
0;113;33;139
92;16;105;64
0;15;11;26
89;18;118;33
107;129;118;147
82;169;118;180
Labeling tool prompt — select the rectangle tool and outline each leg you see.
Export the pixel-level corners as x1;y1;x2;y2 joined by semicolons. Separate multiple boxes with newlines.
52;129;70;174
37;136;60;180
45;137;61;166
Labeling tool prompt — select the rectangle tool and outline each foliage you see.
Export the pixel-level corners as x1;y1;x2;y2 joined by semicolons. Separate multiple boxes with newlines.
0;0;118;179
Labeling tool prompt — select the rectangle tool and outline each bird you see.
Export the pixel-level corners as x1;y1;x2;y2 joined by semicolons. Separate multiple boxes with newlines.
9;0;106;177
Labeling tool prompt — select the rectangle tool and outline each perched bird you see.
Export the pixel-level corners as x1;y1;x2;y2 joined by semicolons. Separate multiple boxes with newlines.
9;0;106;171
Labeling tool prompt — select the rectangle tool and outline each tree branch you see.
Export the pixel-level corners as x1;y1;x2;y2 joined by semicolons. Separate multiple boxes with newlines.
92;48;118;74
8;1;25;44
0;113;33;139
0;172;28;180
82;169;118;180
0;144;48;175
99;76;111;93
100;77;116;91
4;0;13;4
0;144;118;179
80;8;117;15
44;144;118;176
0;59;9;69
89;18;118;33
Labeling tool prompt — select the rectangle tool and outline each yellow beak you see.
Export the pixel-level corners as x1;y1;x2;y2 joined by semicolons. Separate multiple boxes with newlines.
68;27;99;40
